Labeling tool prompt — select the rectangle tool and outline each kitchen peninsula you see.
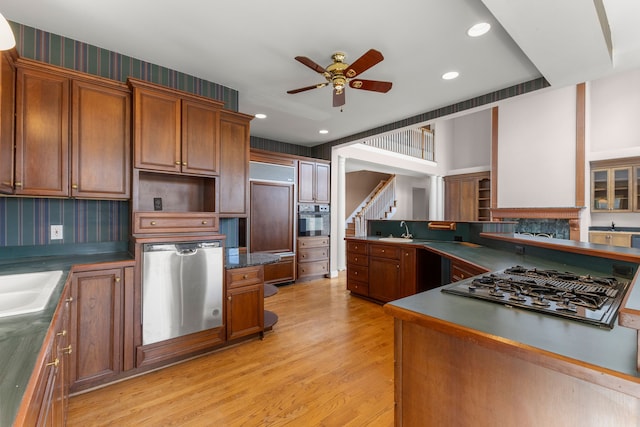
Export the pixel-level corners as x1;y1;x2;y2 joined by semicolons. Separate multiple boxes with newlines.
345;226;640;426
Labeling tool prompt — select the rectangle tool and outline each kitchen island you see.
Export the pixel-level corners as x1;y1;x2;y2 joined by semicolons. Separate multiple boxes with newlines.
379;233;640;426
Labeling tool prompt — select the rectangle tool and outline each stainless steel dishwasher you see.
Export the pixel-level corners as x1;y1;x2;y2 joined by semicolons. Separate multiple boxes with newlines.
142;240;223;345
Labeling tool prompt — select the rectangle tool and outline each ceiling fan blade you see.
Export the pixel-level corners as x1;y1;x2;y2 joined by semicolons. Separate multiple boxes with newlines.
287;83;328;94
349;79;392;93
344;49;384;78
294;56;326;74
333;89;345;107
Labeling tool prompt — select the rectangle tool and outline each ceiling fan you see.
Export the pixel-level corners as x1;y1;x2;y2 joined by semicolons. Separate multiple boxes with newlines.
287;49;392;107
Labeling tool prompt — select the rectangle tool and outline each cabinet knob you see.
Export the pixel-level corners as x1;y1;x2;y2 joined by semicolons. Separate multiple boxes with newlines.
243;274;248;279
182;162;187;166
228;296;232;301
150;221;156;225
57;330;67;337
381;249;385;253
396;264;400;269
354;257;358;262
175;161;181;165
115;277;120;282
202;221;208;225
72;184;78;189
15;182;22;187
65;297;74;303
354;271;358;275
46;358;60;367
62;345;72;354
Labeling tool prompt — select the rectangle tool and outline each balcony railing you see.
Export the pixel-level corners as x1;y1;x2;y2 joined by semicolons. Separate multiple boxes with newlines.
362;127;434;161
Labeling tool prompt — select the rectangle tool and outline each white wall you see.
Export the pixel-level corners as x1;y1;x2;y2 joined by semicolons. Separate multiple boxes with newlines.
449;109;492;171
497;86;577;207
392;175;431;220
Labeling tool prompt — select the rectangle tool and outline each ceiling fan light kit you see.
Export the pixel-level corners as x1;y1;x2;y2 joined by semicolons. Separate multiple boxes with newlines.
287;49;392;107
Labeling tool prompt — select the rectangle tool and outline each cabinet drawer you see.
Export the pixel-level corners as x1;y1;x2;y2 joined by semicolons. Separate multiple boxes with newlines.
298;236;329;248
347;264;369;283
346;241;367;255
347;252;368;266
133;212;218;234
227;265;263;289
297;260;328;278
298;246;329;262
347;280;368;296
369;244;400;260
263;256;295;285
451;261;487;282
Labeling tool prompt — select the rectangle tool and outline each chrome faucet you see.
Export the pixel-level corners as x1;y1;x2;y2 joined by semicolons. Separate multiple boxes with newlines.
400;221;413;239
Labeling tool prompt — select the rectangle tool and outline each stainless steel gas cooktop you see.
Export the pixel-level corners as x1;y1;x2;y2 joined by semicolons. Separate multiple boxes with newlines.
441;265;630;328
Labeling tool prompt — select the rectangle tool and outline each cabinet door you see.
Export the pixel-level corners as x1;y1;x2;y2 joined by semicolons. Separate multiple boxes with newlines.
592;167;632;212
219;112;251;215
250;181;294;253
315;162;330;203
0;52;15;195
132;86;181;173
182;99;220;176
298;160;315;203
226;283;264;340
15;67;70;196
70;268;123;392
369;257;400;303
71;80;131;199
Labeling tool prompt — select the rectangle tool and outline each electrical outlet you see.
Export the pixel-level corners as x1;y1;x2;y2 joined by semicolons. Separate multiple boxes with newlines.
51;225;63;240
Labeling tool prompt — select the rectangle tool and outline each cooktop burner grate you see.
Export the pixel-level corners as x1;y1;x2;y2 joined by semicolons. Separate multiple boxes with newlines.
441;265;630;328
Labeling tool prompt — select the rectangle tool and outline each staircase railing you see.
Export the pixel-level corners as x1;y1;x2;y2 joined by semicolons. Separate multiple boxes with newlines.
345;180;386;227
362;127;434;161
354;175;396;236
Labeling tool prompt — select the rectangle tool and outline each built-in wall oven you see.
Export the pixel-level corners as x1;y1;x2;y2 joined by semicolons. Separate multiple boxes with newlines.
298;204;330;236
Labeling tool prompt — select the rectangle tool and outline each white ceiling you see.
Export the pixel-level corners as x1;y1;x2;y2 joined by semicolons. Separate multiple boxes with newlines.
2;0;639;147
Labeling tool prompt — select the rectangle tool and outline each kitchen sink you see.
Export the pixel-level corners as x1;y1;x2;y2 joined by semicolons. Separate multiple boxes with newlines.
378;237;414;243
0;270;63;318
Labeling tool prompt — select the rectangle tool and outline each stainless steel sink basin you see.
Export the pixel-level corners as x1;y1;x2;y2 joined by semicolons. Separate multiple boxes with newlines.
0;270;63;318
378;237;414;243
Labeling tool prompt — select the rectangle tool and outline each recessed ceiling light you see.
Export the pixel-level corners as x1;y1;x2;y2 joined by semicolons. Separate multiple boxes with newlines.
319;129;329;134
467;22;491;37
255;113;267;119
442;71;459;80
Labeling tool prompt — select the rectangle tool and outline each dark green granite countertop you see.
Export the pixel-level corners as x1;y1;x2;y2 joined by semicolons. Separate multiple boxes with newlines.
0;252;132;427
353;235;640;380
224;251;281;269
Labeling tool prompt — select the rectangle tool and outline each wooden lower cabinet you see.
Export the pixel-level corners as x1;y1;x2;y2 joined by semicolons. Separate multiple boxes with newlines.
69;263;134;393
15;284;72;427
264;254;295;285
226;265;264;340
588;231;634;248
297;236;329;281
346;239;441;303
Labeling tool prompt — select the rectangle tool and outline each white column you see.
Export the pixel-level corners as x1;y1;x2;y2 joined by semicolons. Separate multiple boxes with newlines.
429;175;438;220
329;151;346;277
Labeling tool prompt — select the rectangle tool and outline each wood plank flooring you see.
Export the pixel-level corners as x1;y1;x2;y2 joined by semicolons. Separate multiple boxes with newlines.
67;273;395;426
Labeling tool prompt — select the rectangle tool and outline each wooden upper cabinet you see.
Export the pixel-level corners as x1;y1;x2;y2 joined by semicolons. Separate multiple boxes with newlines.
219;111;252;216
0;51;15;195
298;160;330;204
444;172;491;221
182;99;220;176
132;83;181;173
71;79;131;199
130;78;223;177
15;66;70;197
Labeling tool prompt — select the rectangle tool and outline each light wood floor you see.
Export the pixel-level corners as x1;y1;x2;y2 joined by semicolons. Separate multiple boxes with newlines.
67;273;395;426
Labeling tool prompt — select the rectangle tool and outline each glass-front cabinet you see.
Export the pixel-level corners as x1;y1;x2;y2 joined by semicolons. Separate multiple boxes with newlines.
591;167;632;212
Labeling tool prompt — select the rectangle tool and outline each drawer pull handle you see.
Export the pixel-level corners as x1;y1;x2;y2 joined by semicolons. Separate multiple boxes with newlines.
62;345;73;354
57;330;67;337
46;358;59;367
65;297;74;303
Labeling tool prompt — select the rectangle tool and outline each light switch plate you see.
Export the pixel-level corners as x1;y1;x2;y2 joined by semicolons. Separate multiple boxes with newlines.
51;225;63;240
